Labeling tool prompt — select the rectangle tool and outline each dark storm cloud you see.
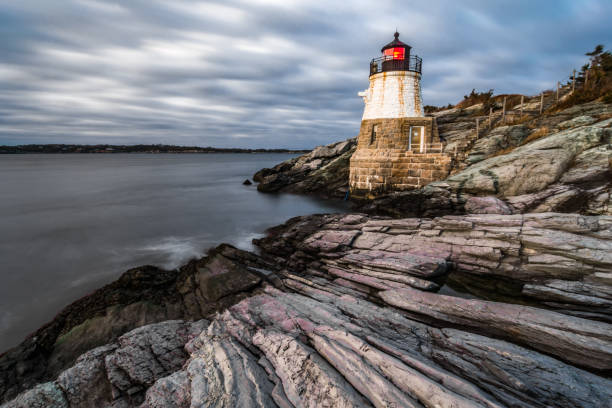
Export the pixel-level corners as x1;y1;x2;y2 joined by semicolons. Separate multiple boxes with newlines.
0;0;610;148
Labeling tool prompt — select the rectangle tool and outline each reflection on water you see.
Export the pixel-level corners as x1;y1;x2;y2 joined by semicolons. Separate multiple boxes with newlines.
0;153;349;351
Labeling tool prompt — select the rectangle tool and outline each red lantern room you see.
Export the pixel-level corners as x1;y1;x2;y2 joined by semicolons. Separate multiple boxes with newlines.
370;31;422;76
381;31;410;60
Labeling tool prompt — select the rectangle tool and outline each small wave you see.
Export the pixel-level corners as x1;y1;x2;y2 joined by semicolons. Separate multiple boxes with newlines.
0;311;15;333
137;237;205;270
230;231;265;253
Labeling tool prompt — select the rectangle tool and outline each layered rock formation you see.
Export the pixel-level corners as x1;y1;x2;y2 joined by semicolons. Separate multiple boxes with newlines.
0;245;278;403
3;212;611;408
256;212;612;325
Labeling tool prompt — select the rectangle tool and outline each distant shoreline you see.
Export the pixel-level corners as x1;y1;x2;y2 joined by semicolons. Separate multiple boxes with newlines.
0;144;310;154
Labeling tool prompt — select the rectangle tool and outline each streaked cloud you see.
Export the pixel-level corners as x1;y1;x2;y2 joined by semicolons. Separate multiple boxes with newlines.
0;0;610;148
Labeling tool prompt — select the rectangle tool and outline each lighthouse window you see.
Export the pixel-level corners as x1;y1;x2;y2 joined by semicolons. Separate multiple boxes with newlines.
370;125;378;144
383;47;405;60
409;126;425;152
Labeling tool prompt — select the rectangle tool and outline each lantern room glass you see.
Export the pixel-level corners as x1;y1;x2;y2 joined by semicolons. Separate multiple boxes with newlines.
383;47;405;60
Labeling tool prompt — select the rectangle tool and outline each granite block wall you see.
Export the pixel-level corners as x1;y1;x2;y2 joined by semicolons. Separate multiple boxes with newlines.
349;117;451;198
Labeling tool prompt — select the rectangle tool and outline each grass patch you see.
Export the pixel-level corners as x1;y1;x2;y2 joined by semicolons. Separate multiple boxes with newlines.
489;145;517;158
596;112;612;123
501;114;533;126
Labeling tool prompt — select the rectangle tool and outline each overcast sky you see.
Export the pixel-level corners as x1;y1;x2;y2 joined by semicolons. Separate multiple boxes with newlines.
0;0;610;149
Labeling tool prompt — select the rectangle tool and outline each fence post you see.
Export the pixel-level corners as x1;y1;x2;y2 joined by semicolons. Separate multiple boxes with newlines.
539;92;544;114
585;69;589;88
520;95;524;118
572;69;576;93
502;96;506;123
476;118;479;138
489;107;492;127
556;81;560;101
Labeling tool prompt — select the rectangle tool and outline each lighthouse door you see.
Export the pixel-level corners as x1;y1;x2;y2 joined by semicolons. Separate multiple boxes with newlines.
409;126;425;153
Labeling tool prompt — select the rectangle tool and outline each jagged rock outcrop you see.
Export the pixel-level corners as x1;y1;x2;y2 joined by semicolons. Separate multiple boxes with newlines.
437;99;611;173
254;138;356;198
4;212;611;408
0;245;278;403
153;285;610;408
7;298;611;407
446;116;612;215
2;320;208;408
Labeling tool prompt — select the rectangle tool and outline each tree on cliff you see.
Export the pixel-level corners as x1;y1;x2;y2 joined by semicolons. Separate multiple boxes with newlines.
562;44;612;107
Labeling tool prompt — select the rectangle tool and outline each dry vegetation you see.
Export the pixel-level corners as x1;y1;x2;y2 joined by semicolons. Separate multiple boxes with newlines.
424;104;453;114
521;127;549;145
502;114;533;126
597;112;612;123
489;145;516;158
554;45;612;110
455;89;494;109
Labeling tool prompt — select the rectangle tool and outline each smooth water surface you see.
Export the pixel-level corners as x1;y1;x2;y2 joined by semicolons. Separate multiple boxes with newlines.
0;153;348;351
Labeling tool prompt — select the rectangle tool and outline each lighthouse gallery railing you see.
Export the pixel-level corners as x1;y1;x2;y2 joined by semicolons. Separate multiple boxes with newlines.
370;55;422;76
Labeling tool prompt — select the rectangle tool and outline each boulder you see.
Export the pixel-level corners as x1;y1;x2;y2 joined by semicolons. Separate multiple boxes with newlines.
254;138;357;198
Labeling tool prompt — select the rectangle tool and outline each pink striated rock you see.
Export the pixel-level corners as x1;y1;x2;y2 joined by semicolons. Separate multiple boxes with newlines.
252;330;371;407
5;212;612;408
257;212;612;320
465;196;513;215
302;230;362;252
380;287;612;370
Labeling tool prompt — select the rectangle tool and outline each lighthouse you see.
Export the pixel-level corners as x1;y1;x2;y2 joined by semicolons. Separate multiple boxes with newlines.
349;32;451;198
360;31;424;120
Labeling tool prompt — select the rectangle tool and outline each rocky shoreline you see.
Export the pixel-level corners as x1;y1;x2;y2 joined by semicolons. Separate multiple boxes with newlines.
255;101;612;217
0;245;276;404
2;99;612;407
2;212;611;407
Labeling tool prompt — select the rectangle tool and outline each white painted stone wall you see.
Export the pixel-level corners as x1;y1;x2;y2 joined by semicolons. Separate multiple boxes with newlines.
359;71;424;120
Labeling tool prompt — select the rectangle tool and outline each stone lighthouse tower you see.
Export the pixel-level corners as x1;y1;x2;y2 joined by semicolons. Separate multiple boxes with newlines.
349;32;450;198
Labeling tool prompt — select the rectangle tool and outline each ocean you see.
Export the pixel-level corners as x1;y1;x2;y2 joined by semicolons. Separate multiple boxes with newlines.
0;153;348;352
